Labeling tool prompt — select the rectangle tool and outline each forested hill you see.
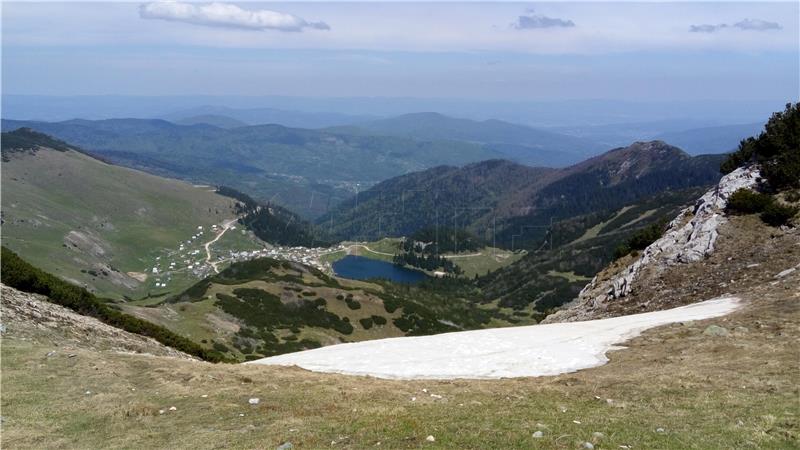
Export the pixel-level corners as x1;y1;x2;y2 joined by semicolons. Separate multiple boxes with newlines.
1;127;77;159
216;186;331;247
316;159;559;241
320;141;726;246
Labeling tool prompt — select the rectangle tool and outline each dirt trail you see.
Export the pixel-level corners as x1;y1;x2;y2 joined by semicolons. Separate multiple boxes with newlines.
204;218;239;273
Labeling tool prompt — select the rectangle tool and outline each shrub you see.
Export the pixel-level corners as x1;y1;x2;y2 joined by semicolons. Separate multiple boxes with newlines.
212;342;229;353
726;189;774;215
613;219;668;259
359;317;374;329
345;297;361;310
722;103;800;191
760;203;798;227
371;315;387;326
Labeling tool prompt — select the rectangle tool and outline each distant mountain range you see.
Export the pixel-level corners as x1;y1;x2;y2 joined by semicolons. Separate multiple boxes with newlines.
172;114;248;129
3;94;781;127
162;105;376;129
2;111;759;220
331;112;606;166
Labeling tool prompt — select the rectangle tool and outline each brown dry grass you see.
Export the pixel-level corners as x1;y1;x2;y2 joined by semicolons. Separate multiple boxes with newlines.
2;283;798;449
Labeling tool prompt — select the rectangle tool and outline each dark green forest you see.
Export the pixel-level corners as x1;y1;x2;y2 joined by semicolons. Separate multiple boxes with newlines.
216;185;331;247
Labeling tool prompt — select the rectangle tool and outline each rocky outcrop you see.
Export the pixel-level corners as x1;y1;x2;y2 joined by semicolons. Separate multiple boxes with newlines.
544;166;761;323
0;284;192;358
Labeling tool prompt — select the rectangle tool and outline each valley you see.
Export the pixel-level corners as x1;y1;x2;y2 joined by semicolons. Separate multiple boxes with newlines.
0;126;755;363
2;3;798;449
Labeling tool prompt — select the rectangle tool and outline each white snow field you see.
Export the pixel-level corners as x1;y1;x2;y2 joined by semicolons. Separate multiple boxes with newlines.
248;297;741;380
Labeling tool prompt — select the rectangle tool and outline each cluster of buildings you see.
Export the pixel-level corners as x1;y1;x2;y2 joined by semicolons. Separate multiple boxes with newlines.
223;243;347;274
148;222;352;291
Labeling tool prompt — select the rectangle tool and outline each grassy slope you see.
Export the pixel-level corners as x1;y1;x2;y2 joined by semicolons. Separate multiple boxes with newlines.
1;148;240;299
2;288;796;449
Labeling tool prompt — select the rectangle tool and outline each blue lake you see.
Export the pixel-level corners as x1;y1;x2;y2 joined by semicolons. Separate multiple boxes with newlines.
332;255;427;284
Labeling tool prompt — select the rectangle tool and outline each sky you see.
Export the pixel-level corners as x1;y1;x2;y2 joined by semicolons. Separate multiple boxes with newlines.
2;1;799;102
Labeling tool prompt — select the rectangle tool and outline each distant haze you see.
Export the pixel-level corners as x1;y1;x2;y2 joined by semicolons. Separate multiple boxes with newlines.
1;2;797;105
1;95;790;130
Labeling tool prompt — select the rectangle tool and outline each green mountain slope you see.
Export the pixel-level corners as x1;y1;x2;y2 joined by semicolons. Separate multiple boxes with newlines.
320;141;725;246
1;129;247;299
476;187;709;311
2;118;501;218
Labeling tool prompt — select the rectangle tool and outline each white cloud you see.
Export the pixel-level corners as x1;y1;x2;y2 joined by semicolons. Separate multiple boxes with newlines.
139;2;330;32
511;9;575;30
690;18;782;33
733;18;782;31
689;24;727;33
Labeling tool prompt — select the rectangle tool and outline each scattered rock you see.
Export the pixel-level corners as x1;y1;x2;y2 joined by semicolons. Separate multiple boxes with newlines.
276;442;293;450
592;432;605;440
46;351;57;358
430;394;443;399
425;435;435;442
248;398;260;405
158;409;165;415
582;442;594;449
411;397;417;402
656;427;665;433
168;406;177;411
703;325;729;337
201;394;208;398
734;326;749;333
775;267;796;278
84;391;91;395
68;354;77;358
573;420;581;424
532;431;544;438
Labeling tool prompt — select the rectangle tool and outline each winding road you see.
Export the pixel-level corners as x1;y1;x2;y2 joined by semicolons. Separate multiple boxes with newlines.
204;218;239;273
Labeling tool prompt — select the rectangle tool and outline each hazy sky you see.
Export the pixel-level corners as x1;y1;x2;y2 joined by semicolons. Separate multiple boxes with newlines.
2;1;798;101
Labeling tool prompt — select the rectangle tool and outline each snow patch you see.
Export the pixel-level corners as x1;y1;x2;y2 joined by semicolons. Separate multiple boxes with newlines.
247;297;740;380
